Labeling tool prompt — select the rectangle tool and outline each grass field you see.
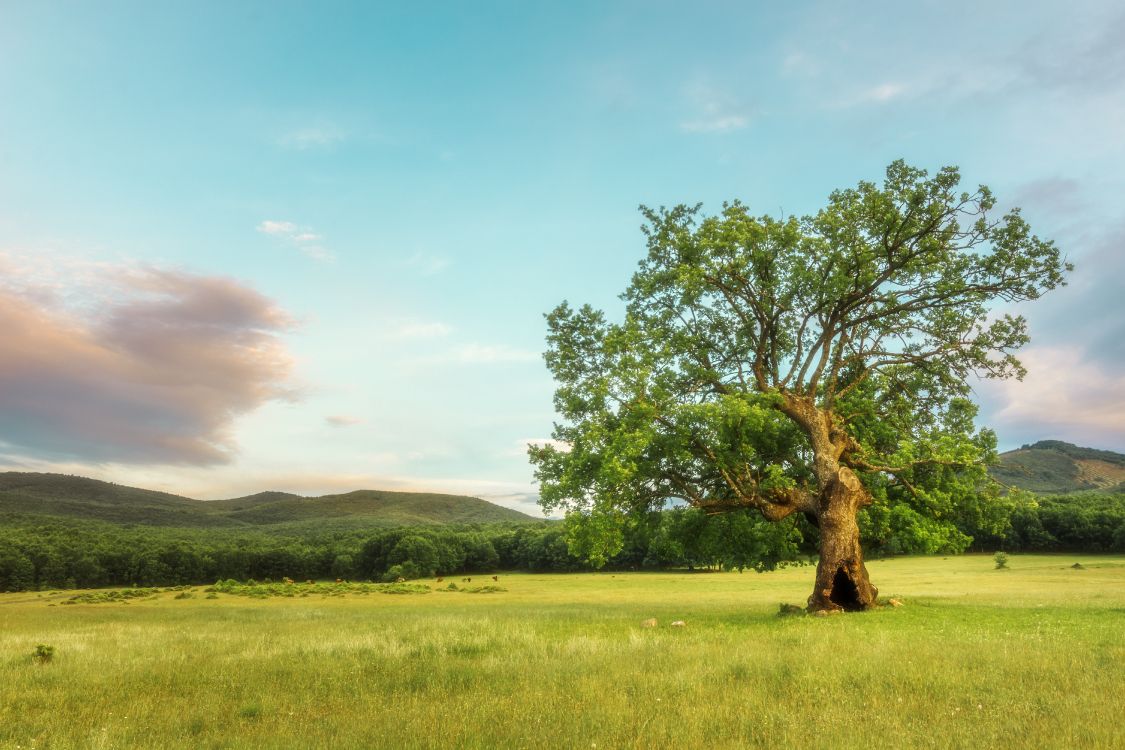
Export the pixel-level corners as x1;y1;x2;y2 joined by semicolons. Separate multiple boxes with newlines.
2;554;1124;749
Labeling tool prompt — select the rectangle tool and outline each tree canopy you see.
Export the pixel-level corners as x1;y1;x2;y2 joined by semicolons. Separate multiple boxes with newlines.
530;161;1070;610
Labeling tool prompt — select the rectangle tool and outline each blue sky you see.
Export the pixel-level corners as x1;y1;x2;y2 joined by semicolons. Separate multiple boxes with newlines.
1;1;1122;513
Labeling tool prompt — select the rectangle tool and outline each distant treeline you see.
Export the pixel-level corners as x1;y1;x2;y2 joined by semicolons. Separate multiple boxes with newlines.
1;492;1123;591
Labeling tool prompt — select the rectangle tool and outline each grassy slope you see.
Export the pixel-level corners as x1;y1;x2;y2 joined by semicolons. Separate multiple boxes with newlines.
0;473;533;528
1;555;1122;749
992;440;1125;494
210;490;533;526
0;472;241;528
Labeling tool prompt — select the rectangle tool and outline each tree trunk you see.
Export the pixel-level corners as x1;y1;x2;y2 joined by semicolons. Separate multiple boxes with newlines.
806;467;878;612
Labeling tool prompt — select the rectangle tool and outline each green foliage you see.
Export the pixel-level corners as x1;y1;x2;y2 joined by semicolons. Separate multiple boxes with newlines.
994;552;1009;569
209;579;430;598
33;644;54;663
62;588;161;604
531;161;1068;570
459;585;507;594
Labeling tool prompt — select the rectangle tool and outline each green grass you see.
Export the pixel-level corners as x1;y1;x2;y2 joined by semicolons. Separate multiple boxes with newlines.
2;554;1123;749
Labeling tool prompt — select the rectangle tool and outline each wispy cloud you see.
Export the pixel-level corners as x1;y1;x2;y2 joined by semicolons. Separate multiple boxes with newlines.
679;80;751;134
388;321;452;340
257;219;334;263
862;82;906;102
1015;11;1125;95
276;124;346;150
325;415;364;428
681;114;749;133
452;344;539;364
402;251;451;276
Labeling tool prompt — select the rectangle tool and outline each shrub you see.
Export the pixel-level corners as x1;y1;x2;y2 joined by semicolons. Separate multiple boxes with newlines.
994;551;1009;569
33;644;55;663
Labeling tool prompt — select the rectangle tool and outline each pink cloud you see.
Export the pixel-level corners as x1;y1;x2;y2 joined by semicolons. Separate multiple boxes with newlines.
976;346;1125;451
0;267;297;465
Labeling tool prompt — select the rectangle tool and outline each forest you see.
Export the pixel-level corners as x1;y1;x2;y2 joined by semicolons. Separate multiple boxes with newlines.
1;490;1122;591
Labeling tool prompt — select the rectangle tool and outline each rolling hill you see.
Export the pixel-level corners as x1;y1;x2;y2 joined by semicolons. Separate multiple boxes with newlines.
992;441;1125;494
0;473;535;528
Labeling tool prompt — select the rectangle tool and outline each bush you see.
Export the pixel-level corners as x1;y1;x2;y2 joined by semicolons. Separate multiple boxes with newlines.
994;551;1009;569
33;644;55;663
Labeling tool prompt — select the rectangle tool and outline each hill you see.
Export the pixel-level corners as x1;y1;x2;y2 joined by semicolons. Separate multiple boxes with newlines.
0;473;535;528
207;489;534;526
992;441;1125;494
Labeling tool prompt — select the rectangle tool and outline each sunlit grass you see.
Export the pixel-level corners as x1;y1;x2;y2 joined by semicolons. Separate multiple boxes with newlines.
2;554;1123;749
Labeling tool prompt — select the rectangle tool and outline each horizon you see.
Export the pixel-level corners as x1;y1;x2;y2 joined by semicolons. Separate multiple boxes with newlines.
2;1;1123;517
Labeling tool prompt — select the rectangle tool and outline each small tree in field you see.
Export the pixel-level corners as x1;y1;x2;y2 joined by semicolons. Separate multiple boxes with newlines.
530;161;1069;612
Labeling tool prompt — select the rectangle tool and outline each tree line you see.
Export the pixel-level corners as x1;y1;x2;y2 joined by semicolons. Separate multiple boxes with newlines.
1;491;1122;592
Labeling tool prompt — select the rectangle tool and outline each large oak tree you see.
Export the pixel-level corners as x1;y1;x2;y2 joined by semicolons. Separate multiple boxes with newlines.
530;162;1069;612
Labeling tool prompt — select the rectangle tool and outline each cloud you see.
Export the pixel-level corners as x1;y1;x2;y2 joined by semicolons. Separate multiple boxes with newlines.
974;221;1125;453
862;83;906;102
1015;11;1125;95
402;251;451;276
1012;177;1085;216
680;80;751;134
325;415;364;428
0;263;297;465
976;346;1125;452
388;321;452;340
276;124;346;150
257;220;334;262
256;220;298;236
782;51;818;77
452;344;539;364
510;437;570;457
681;114;749;133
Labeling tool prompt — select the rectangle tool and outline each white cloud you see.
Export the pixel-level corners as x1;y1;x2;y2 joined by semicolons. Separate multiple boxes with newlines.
276;125;346;150
389;321;453;340
256;220;298;236
257;220;335;263
453;344;539;364
679;80;751;134
510;437;570;457
681;114;750;133
863;83;906;102
299;245;334;263
402;251;451;276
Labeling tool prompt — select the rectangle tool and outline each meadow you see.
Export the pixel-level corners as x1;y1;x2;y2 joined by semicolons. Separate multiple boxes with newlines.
2;554;1123;749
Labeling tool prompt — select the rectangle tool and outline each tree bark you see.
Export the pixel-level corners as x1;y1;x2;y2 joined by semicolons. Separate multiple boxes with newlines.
806;466;879;612
776;392;878;612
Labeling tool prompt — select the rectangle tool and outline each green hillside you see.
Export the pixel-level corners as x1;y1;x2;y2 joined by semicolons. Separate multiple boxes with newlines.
0;473;534;528
0;472;240;527
992;441;1125;494
212;489;534;526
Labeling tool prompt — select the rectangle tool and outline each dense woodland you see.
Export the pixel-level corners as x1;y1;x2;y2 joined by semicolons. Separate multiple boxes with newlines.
1;490;1122;591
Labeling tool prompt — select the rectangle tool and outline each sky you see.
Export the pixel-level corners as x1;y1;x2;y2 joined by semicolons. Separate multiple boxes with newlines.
1;1;1122;515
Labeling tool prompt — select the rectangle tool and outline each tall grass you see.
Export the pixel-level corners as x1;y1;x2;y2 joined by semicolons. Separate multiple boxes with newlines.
2;554;1123;749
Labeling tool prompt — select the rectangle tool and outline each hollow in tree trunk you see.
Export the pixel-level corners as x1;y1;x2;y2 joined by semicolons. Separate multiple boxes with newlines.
807;467;878;612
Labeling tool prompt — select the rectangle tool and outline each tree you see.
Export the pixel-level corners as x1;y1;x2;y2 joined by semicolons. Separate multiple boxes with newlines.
530;161;1069;612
